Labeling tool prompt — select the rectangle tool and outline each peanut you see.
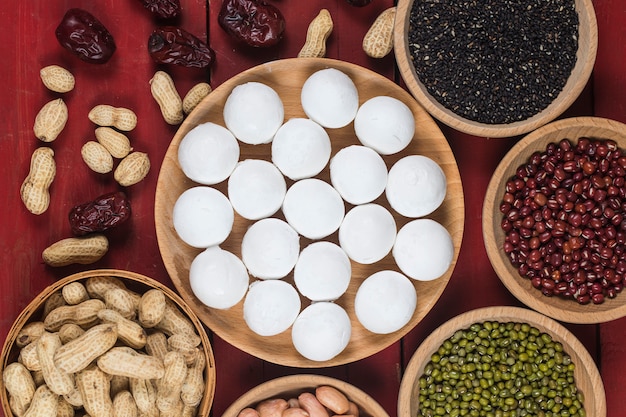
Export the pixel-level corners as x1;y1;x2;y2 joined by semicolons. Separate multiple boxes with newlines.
114;151;150;187
155;299;196;336
20;147;56;215
346;402;359;417
85;276;127;300
82;141;114;174
110;375;130;398
36;332;75;396
95;127;132;159
138;289;166;328
158;399;184;417
97;347;165;380
182;405;198;417
150;71;183;125
16;322;46;347
58;323;86;344
53;323;118;374
287;399;300;409
62;282;90;305
40;65;75;93
31;371;45;387
256;399;289;417
18;342;42;372
43;298;105;331
63;385;84;408
129;378;157;414
144;332;168;361
89;105;137;131
362;7;396;58
156;351;187;412
297;393;329;417
57;397;76;417
182;82;212;115
180;350;205;407
298;9;333;58
104;287;137;319
167;332;201;355
113;391;138;417
238;408;261;417
97;309;147;349
282;409;309;417
42;234;109;267
315;386;349;415
76;365;113;417
43;291;67;317
3;362;36;417
23;385;59;417
34;98;68;142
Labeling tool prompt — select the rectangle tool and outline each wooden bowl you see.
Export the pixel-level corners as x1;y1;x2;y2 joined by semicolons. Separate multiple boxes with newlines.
0;269;216;417
221;374;390;417
393;0;598;138
483;117;626;323
154;57;465;367
398;306;606;417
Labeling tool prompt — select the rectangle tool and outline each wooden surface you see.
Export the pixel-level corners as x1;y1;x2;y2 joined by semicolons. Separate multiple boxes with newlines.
0;1;624;417
154;57;464;368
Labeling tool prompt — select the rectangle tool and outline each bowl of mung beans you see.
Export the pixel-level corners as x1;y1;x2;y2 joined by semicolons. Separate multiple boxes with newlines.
393;0;598;138
483;117;626;324
398;306;605;417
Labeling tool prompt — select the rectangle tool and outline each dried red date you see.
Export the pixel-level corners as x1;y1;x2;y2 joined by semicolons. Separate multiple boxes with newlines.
218;0;285;48
55;8;116;64
69;191;131;236
139;0;181;19
148;26;215;68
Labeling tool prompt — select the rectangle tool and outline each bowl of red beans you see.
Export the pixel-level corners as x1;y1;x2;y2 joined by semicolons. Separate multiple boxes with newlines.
483;117;626;323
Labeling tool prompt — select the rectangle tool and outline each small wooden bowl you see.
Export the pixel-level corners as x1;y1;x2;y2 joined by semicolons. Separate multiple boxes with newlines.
0;269;216;417
398;306;606;417
393;0;598;138
483;117;626;323
222;374;390;417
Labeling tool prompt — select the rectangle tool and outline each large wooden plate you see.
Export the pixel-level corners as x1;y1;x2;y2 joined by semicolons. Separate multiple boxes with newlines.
154;58;465;367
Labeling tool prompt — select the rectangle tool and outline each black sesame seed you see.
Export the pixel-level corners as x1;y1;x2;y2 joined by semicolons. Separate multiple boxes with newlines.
408;0;579;125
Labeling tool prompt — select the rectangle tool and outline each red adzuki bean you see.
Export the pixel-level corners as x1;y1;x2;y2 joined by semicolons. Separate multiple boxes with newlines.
500;137;626;305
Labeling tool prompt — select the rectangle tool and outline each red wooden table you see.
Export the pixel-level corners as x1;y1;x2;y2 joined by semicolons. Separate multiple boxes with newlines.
1;1;624;417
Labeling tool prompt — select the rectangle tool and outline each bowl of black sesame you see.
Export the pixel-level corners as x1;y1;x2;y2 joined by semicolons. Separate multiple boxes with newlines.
483;116;626;324
398;306;605;417
394;0;598;138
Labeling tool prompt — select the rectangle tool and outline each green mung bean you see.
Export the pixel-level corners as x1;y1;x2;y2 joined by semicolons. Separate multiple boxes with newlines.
417;321;584;417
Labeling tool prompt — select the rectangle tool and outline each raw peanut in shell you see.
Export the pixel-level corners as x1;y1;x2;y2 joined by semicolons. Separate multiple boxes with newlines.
155;298;196;336
61;282;89;305
34;98;68;142
156;351;188;412
104;287;136;319
138;289;166;328
22;385;59;417
16;322;46;348
315;386;350;414
145;332;169;361
31;370;45;387
97;309;147;349
56;397;75;417
97;346;165;379
43;291;66;317
110;375;130;398
58;323;85;344
129;377;157;414
298;9;333;58
297;393;329;417
36;332;75;396
183;82;212;114
81;141;114;174
43;298;105;331
89;104;137;131
256;399;289;417
180;350;205;407
112;390;138;417
40;65;75;93
21;147;56;215
362;7;396;58
18;342;41;372
85;276;128;299
76;365;113;417
63;386;84;408
150;71;184;125
42;234;109;267
53;323;118;374
95;127;132;158
114;151;150;186
3;362;36;417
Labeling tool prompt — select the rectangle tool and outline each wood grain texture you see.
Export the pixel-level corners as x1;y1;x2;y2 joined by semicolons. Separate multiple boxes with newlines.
154;57;464;368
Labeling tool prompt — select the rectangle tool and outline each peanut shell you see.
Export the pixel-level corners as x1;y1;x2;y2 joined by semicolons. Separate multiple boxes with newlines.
34;98;68;142
42;234;109;267
81;141;114;174
40;65;75;93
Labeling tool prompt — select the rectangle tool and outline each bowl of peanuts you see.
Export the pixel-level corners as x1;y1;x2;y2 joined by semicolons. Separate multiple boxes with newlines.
0;269;216;417
393;0;597;138
399;306;605;417
221;374;390;417
483;117;626;323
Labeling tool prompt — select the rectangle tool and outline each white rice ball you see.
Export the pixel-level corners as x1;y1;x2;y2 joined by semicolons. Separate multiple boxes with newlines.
228;159;286;220
338;203;397;264
243;280;301;336
301;68;359;129
241;218;300;279
291;302;351;362
294;242;351;302
354;96;415;155
330;145;388;205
